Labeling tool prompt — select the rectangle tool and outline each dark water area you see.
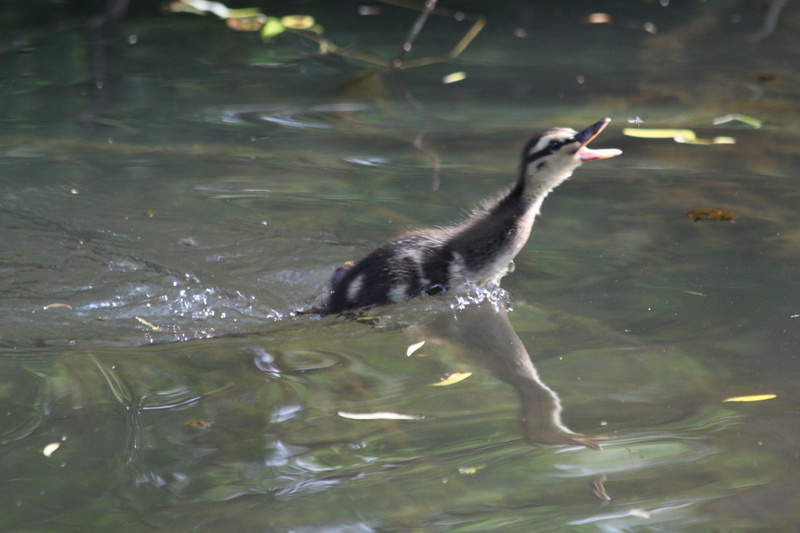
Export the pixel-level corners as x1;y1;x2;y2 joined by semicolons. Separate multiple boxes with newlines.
1;1;799;531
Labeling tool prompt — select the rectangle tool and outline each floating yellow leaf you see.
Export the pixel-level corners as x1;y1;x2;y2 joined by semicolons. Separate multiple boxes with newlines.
43;303;72;310
686;208;737;222
135;317;159;331
712;136;736;144
458;464;487;475
43;442;60;457
260;16;285;38
431;372;472;387
338;411;424;420
723;394;776;402
442;71;466;84
623;128;697;142
281;15;315;30
406;341;425;356
185;419;212;428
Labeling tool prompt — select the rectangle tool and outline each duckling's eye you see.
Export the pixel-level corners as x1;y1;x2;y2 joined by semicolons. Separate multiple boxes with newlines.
547;141;561;150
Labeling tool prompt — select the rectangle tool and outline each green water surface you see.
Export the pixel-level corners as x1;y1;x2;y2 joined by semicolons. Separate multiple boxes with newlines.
1;1;799;531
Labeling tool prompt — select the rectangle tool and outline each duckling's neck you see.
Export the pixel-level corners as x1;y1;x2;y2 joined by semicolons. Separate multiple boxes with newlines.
448;177;562;285
516;177;566;215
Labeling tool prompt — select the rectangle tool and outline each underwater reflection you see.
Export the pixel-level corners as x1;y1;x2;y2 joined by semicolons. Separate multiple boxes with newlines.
412;294;603;450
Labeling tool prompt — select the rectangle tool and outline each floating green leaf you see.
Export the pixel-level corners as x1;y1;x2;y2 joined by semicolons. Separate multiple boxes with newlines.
712;113;762;129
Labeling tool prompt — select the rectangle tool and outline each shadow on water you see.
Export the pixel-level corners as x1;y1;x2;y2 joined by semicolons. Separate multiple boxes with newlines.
413;293;604;451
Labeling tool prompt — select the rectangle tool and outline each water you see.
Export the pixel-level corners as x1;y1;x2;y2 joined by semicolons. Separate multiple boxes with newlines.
1;1;799;531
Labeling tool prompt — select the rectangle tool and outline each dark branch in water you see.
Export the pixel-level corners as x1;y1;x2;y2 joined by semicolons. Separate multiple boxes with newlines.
289;1;485;71
394;0;437;66
394;70;442;190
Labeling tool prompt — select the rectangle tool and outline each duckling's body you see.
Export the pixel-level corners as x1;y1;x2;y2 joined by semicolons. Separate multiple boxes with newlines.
326;186;532;313
326;119;621;314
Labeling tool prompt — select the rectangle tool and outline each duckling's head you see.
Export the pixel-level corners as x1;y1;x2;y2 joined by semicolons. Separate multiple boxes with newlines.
519;118;621;196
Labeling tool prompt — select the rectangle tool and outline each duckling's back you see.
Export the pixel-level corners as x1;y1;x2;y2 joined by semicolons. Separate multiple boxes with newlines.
326;231;453;314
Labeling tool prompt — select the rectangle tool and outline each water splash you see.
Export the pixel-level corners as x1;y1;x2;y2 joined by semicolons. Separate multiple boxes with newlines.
450;282;512;314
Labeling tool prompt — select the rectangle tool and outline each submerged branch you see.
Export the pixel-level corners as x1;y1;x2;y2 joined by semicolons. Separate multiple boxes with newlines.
394;0;437;65
750;0;787;43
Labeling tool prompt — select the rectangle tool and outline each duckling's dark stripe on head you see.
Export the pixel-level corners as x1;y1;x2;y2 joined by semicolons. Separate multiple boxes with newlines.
524;141;566;165
521;136;545;161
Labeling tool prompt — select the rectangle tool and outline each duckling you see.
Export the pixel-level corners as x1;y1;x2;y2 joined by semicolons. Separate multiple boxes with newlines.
325;118;622;314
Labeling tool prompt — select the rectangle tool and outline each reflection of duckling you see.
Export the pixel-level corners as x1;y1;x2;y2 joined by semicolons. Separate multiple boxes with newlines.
326;119;621;314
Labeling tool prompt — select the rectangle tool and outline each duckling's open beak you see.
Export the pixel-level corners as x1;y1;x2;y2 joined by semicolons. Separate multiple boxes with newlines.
574;118;622;162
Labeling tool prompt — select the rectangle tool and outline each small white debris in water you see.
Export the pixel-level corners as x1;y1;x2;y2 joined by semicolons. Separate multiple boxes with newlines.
442;72;466;84
43;442;60;457
338;411;424;421
135;317;159;331
406;341;425;356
